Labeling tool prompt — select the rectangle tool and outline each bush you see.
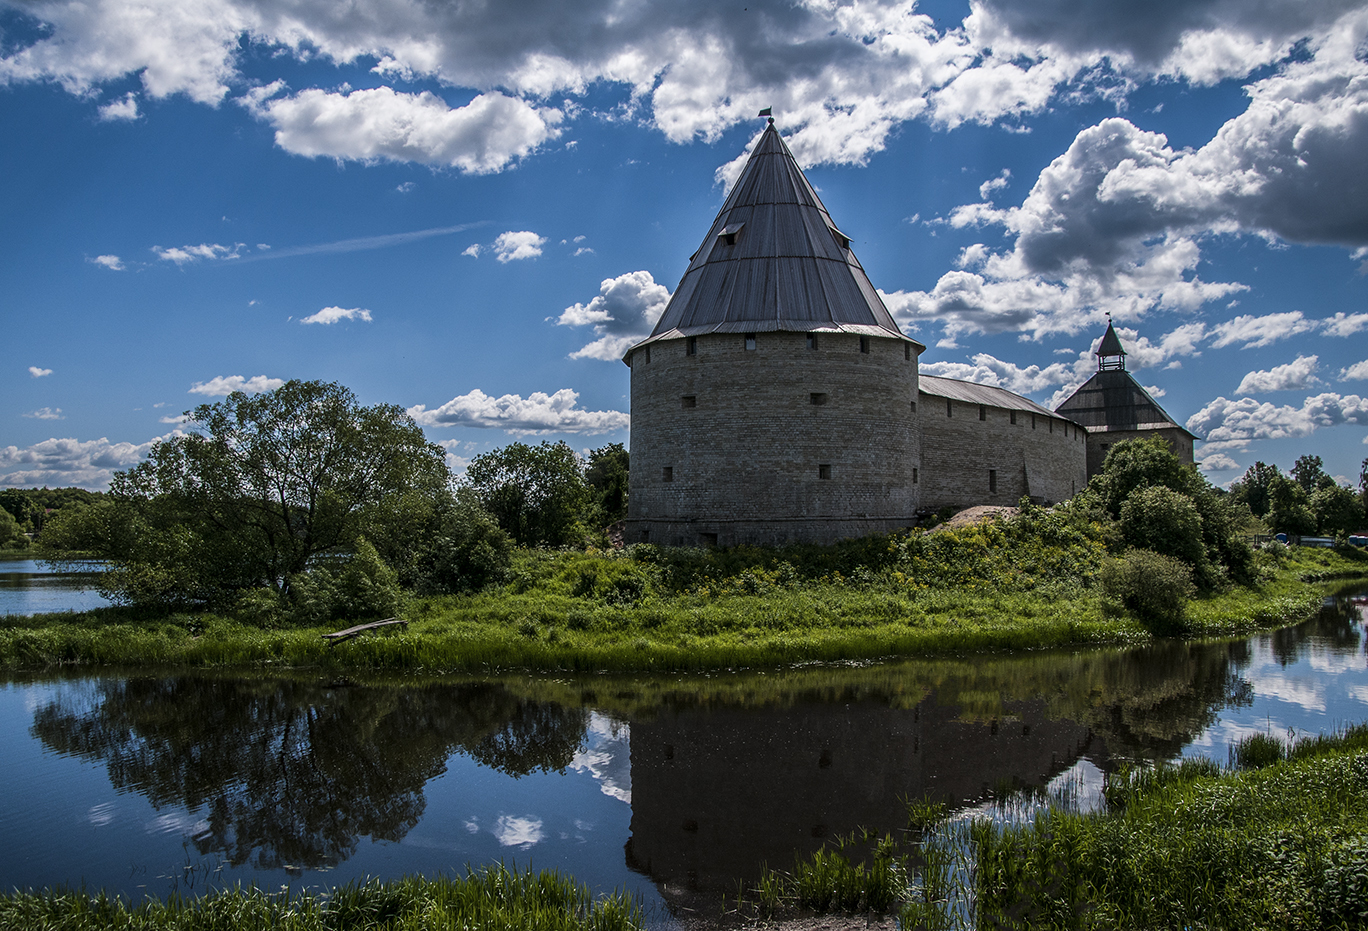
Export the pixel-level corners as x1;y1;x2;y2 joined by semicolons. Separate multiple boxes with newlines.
413;490;513;595
1119;485;1206;568
288;538;404;625
1098;548;1195;634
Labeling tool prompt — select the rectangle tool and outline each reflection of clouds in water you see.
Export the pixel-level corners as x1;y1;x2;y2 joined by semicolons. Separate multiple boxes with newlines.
1309;649;1367;676
464;818;480;834
1244;672;1325;712
1187;719;1282;755
569;712;631;804
146;811;208;835
493;815;544;849
1349;685;1368;705
88;802;116;826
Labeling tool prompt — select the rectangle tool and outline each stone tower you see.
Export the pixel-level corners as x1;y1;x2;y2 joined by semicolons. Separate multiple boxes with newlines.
1053;320;1196;478
623;120;924;547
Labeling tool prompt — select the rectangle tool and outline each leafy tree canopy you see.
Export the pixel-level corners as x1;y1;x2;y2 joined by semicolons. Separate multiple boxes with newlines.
584;443;629;525
1083;436;1252;588
1229;462;1281;519
48;380;452;609
465;441;592;547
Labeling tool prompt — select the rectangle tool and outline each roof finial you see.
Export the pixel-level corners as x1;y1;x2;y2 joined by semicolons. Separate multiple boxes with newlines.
758;106;773;125
1096;315;1127;371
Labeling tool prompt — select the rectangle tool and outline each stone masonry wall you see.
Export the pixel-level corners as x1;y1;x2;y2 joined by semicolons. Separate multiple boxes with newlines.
1085;426;1195;478
626;331;920;546
919;396;1088;512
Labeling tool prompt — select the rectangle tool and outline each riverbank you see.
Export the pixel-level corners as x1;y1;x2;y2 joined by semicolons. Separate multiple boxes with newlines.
0;866;643;931
1;543;1363;673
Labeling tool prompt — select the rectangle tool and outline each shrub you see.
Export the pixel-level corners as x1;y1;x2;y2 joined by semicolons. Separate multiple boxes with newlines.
1119;485;1206;568
414;489;513;594
1098;548;1195;634
288;538;404;625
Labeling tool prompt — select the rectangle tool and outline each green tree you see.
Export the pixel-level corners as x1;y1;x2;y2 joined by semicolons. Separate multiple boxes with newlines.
1291;454;1333;493
584;443;629;524
1266;473;1317;536
1092;436;1199;517
54;380;451;608
1310;483;1365;537
1084;436;1252;587
465;441;591;547
410;488;513;594
0;505;28;549
1229;461;1280;518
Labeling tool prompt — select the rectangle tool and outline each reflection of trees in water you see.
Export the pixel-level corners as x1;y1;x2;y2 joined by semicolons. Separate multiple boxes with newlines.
29;677;588;869
1269;589;1364;667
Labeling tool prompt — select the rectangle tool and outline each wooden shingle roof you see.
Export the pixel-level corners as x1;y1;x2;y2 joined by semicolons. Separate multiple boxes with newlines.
630;122;921;355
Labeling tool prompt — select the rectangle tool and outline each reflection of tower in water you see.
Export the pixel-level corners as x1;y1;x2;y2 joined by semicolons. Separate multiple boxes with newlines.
623;693;1096;897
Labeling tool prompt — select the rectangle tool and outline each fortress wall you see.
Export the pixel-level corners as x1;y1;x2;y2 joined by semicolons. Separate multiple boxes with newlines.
919;396;1088;511
625;332;920;546
1085;426;1195;478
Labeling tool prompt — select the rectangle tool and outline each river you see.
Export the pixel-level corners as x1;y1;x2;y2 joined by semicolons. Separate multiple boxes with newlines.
0;576;1364;926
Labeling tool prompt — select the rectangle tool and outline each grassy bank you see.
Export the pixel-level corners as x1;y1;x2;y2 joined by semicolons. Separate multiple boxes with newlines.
0;866;642;931
741;724;1368;930
970;724;1368;930
3;530;1364;674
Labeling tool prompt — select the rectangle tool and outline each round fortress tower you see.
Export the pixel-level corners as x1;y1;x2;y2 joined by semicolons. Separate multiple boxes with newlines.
623;120;925;547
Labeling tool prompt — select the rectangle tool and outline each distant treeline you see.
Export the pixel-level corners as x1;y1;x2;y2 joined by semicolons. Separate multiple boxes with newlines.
0;487;107;549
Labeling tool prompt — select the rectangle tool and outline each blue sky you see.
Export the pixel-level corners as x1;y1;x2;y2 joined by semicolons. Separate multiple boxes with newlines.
2;0;1367;491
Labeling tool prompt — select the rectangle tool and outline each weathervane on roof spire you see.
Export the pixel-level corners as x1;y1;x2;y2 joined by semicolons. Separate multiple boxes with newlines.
758;106;773;124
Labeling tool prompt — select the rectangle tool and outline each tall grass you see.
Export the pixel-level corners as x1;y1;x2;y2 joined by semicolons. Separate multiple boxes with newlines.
0;867;643;931
2;530;1360;674
972;724;1368;930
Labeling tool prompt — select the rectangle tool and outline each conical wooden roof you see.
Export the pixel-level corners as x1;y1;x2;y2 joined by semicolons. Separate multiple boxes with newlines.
632;122;920;352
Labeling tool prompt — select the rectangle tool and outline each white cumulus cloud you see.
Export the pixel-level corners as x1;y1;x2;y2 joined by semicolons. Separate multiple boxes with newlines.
28;366;53;378
98;92;139;121
1235;355;1321;394
23;408;64;420
1210;312;1319;349
0;435;170;490
1198;452;1242;472
88;254;124;270
1342;360;1368;381
301;306;373;325
188;375;286;396
1187;392;1368;449
246;85;561;173
492;231;547;263
557;270;671;361
407;388;629;435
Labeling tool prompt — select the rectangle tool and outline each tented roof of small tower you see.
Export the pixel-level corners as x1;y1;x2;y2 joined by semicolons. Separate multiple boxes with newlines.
1054;369;1197;437
1096;321;1126;359
628;121;921;357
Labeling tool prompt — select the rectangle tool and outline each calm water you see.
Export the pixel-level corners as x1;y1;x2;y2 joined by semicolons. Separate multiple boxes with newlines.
0;586;1364;922
0;558;113;616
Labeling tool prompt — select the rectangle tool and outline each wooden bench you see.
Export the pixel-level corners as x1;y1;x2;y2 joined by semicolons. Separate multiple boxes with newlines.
322;617;407;645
